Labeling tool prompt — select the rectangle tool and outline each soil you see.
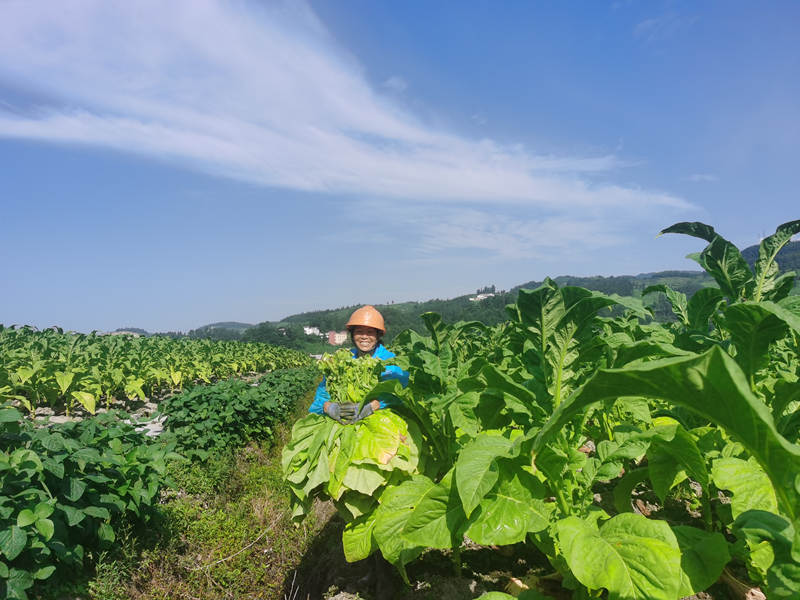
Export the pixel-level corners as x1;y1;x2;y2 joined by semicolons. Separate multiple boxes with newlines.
281;502;755;600
282;505;560;600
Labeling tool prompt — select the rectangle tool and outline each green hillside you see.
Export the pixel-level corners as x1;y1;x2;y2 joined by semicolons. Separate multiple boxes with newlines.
193;321;253;333
276;240;798;341
278;271;717;341
741;239;800;272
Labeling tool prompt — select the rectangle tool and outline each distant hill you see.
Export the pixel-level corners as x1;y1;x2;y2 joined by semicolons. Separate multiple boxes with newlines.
741;240;800;273
195;321;253;332
280;270;716;339
106;322;254;340
113;327;149;336
184;321;254;341
514;271;715;298
277;240;798;339
133;239;795;343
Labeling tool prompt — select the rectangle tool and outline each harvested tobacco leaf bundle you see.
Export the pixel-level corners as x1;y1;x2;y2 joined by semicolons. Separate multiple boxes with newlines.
317;348;384;409
282;410;421;524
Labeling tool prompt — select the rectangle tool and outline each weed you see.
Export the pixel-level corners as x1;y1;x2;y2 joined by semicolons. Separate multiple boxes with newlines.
88;553;132;600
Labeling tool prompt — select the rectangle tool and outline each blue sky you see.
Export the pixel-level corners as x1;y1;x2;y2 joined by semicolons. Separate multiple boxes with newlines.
1;0;798;332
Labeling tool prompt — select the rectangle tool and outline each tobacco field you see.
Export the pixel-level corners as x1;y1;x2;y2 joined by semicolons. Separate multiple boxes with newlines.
0;333;315;599
2;219;800;600
284;221;800;600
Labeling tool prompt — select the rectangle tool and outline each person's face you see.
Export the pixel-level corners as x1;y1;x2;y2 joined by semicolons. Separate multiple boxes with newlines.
352;326;379;353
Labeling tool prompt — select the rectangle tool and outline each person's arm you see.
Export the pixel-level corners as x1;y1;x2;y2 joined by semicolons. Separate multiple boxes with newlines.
308;377;330;414
380;365;409;387
374;365;409;409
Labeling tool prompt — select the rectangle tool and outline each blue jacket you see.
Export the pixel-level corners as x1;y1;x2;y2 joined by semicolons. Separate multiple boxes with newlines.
308;344;409;414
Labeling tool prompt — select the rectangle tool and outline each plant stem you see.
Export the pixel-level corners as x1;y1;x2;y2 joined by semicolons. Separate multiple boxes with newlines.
451;543;461;576
554;485;571;516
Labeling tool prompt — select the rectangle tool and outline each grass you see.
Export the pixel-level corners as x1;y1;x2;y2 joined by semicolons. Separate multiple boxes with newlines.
126;387;324;600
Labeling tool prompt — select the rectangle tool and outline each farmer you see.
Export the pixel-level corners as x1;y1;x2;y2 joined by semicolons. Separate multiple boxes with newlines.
308;305;409;423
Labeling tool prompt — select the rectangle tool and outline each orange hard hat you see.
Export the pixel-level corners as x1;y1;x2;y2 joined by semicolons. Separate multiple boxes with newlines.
346;305;386;335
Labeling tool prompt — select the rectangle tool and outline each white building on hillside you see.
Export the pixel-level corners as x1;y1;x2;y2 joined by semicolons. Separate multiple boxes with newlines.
327;330;349;345
469;293;496;302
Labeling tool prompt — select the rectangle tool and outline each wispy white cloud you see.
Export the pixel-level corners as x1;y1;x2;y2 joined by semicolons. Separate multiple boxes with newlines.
382;76;408;93
611;0;636;11
0;1;688;205
345;198;669;262
0;0;693;262
412;211;623;261
686;173;718;182
471;113;487;126
634;13;699;42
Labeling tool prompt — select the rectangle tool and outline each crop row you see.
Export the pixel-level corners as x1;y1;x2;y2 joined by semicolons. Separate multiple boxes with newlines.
285;220;800;599
0;364;319;600
0;328;313;416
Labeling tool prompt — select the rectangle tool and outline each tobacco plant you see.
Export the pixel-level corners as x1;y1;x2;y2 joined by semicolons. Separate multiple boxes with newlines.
287;220;800;599
0;330;313;416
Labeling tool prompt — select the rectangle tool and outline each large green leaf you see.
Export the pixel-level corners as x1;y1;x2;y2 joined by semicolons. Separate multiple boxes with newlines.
478;364;545;420
281;414;332;474
611;340;691;367
70;390;96;414
0;407;22;423
733;510;800;599
33;565;56;581
515;279;564;347
722;302;800;381
6;568;34;600
328;426;357;500
341;463;386;496
455;433;515;517
687;287;725;331
701;236;755;301
342;511;378;562
752;220;800;302
465;463;553;545
372;471;466;579
515;282;624;407
351;410;419;471
660;221;718;242
556;513;682;600
647;418;708;501
0;526;27;561
672;526;730;597
304;444;330;494
643;285;688;325
534;346;800;520
445;390;482;436
35;518;54;541
661;222;754;300
64;477;87;503
57;503;86;527
338;490;375;520
712;457;779;519
54;370;75;395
